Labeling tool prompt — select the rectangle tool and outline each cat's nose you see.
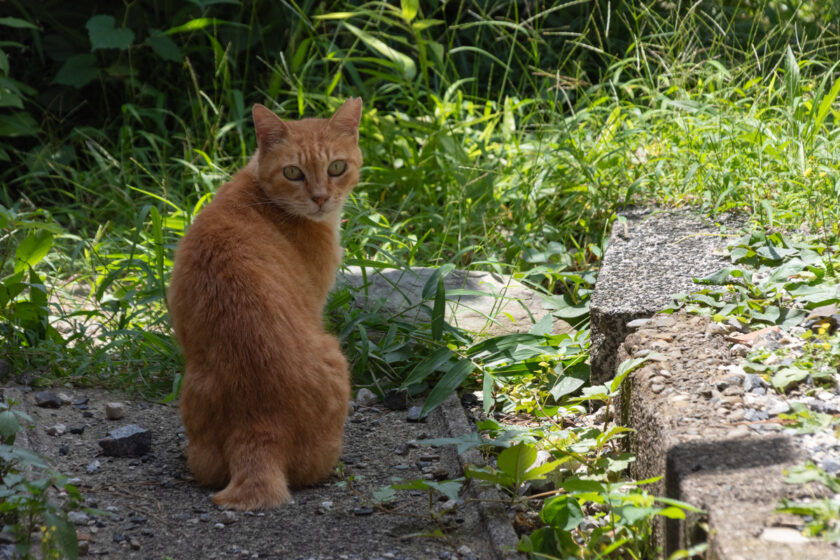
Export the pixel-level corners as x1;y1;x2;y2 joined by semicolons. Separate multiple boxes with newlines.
311;195;329;207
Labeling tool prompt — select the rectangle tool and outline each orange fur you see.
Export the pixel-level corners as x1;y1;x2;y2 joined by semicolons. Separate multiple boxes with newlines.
168;99;362;510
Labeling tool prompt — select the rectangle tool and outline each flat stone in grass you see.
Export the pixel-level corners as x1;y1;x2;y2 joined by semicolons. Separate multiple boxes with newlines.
98;424;151;457
339;266;571;337
35;390;62;408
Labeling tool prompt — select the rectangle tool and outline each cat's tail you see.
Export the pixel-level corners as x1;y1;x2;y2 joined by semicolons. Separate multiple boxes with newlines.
212;436;292;510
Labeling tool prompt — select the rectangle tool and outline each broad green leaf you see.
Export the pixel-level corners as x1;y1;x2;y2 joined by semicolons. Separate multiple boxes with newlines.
497;442;536;483
373;486;396;503
0;49;8;75
420;432;486;454
401;347;455;388
657;506;686;519
0;110;38;136
772;366;810;392
145;29;182;62
528;314;554;336
562;477;605;494
0;17;37;29
44;511;78;560
0;89;23;109
53;54;98;88
343;22;416;79
400;0;419;22
14;230;53;273
420;359;475;417
87;15;135;51
540;495;583;530
617;504;654;524
611;355;653;393
0;411;19;442
549;360;588;400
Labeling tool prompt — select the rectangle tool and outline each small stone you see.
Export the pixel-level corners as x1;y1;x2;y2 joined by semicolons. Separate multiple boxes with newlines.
214;523;225;530
706;321;730;336
319;501;333;513
43;422;67;438
35;391;62;408
394;464;410;470
744;409;769;422
406;406;425;423
393;443;409;456
221;510;236;524
765;397;791;416
727;317;748;333
130;538;141;550
432;467;449;480
626;318;650;329
456;545;473;556
353;507;374;516
98;424;152;457
73;397;89;409
112;532;126;543
68;511;90;525
650;384;665;394
759;527;810;544
77;540;90;555
67;477;82;486
743;374;765;392
85;459;101;474
69;425;85;435
649;340;671;353
821;456;840;475
730;344;749;357
105;402;126;420
650;314;676;328
728;409;746;422
722;385;744;397
727;426;750;439
354;388;378;408
58;444;69;456
57;393;72;406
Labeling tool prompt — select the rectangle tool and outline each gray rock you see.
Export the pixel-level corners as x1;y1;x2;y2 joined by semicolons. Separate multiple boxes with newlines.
45;423;66;436
69;425;85;435
105;402;126;420
221;510;236;524
35;390;62;408
626;318;650;329
820;456;840;475
354;388;378;408
765;397;791;416
406;406;425;423
57;392;72;406
98;424;151;457
85;459;101;474
68;511;90;525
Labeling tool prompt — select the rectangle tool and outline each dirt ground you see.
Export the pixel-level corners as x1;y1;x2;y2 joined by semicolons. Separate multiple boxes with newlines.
9;386;502;560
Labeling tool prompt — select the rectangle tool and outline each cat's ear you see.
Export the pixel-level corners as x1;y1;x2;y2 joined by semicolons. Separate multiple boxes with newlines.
253;104;289;148
329;97;362;140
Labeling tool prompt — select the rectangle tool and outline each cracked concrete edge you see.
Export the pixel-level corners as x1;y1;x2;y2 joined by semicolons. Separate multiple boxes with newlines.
435;393;524;560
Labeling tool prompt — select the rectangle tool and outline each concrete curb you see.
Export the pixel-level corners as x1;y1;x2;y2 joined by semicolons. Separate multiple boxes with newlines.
437;393;524;560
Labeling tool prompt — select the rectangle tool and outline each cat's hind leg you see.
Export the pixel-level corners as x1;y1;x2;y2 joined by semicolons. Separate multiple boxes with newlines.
212;437;291;510
187;442;228;488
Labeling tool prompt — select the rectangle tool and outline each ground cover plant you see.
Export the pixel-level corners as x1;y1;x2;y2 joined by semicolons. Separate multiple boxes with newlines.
2;0;840;557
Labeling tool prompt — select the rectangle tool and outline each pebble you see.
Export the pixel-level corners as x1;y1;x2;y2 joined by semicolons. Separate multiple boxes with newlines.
68;511;90;525
58;444;69;456
35;391;62;408
626;318;650;329
759;527;810;544
130;538;141;550
706;322;730;336
406;406;425;423
221;510;236;524
69;425;85;435
765;397;791;416
393;443;408;456
726;426;751;439
85;460;101;474
353;507;374;516
98;424;152;457
57;392;72;406
214;523;225;530
105;402;126;420
730;344;749;357
650;384;665;394
354;388;378;408
45;424;66;436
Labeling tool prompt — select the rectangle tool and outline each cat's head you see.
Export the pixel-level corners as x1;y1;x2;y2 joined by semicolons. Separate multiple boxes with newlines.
252;98;363;222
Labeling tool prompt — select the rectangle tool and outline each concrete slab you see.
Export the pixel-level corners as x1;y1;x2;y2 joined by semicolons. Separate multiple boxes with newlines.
590;208;740;384
339;266;570;337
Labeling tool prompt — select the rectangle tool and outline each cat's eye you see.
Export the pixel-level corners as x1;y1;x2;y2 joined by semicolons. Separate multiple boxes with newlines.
327;160;346;177
283;166;304;181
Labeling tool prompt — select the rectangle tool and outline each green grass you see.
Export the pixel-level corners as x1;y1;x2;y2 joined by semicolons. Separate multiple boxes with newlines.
2;0;840;557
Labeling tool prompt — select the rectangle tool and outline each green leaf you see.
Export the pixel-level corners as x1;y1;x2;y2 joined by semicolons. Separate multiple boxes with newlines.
44;511;78;560
562;477;605;494
53;54;99;88
400;347;455;388
373;486;396;503
431;275;445;340
0;49;8;75
87;15;135;51
772;366;810;393
420;359;475;418
617;504;654;524
400;0;419;22
540;495;583;530
610;355;653;393
497;442;536;484
0;110;38;136
14;230;53;273
549;360;588;400
528;314;554;336
657;506;686;519
0;411;20;443
0;89;23;109
342;22;417;79
145;29;182;62
0;17;37;29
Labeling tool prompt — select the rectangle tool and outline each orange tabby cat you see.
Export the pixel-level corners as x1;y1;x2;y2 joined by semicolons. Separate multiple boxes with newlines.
168;98;362;510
